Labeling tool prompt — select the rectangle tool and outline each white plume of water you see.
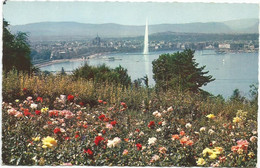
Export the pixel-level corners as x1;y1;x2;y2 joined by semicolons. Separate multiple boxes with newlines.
143;19;149;55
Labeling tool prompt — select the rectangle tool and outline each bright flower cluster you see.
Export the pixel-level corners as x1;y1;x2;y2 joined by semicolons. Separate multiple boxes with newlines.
202;147;224;159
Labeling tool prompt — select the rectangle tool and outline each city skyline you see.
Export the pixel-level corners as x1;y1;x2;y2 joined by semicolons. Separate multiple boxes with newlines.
3;1;259;26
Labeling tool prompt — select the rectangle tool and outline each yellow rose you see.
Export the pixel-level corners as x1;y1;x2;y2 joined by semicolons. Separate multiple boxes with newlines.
233;117;241;123
32;136;40;141
41;107;49;113
237;148;243;155
209;152;218;159
202;148;213;157
206;114;216;119
196;158;206;166
42;136;57;149
213;147;224;154
248;152;255;158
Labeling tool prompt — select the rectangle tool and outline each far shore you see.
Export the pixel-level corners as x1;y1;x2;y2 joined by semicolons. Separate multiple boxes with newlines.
34;49;258;68
34;53;107;68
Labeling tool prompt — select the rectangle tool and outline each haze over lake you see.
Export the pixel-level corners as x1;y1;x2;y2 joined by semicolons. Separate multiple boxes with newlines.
40;50;258;99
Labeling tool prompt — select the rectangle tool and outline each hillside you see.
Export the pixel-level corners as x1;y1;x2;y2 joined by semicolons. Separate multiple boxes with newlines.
9;18;258;41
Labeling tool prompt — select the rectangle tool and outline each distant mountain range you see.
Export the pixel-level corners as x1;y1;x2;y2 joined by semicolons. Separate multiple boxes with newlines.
9;18;258;41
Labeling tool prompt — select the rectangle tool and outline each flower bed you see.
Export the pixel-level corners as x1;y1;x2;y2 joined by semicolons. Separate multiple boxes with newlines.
2;93;257;166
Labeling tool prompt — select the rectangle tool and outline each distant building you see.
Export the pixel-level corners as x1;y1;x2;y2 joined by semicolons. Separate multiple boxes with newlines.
176;43;181;49
205;45;214;49
92;34;101;46
219;43;230;49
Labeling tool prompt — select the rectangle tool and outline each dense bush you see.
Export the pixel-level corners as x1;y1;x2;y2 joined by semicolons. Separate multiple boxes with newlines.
72;64;131;88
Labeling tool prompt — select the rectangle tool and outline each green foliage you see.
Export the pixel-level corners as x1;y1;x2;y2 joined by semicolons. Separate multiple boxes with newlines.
230;89;246;102
152;49;214;92
3;20;33;72
72;64;131;87
31;49;51;60
249;84;258;104
133;75;149;88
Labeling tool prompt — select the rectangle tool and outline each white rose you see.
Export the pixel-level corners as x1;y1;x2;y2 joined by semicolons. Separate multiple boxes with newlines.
200;127;206;132
167;106;173;112
156;128;162;132
162;121;167;126
139;131;144;136
208;129;215;135
185;123;192;128
148;137;157;145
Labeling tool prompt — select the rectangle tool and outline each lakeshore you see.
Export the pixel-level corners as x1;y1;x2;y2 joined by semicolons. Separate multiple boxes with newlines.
34;53;107;68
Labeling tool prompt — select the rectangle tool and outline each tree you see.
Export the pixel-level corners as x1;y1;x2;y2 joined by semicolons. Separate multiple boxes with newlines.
3;20;33;72
61;67;66;75
230;89;245;102
152;49;214;92
114;65;131;87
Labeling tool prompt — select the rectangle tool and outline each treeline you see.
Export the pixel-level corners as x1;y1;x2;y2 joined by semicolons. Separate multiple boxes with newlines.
149;32;259;43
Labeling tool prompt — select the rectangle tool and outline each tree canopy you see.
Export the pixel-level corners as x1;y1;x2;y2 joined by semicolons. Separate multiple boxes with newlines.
152;49;214;92
3;20;33;72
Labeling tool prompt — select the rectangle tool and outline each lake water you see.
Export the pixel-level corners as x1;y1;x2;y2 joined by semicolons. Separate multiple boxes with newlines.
40;50;258;99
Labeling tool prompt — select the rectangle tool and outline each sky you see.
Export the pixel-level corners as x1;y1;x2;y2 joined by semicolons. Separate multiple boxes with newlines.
2;1;259;26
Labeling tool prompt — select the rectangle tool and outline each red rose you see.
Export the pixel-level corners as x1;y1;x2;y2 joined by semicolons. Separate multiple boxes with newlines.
136;143;142;150
110;121;117;126
24;109;32;116
180;131;185;136
148;121;155;128
94;136;104;146
79;102;84;106
98;114;106;121
158;121;162;125
35;110;41;115
54;127;61;134
67;94;74;101
121;102;127;108
84;149;93;156
103;101;107;105
75;134;79;139
135;129;140;132
98;100;103;103
64;136;70;140
104;118;110;122
36;97;43;103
